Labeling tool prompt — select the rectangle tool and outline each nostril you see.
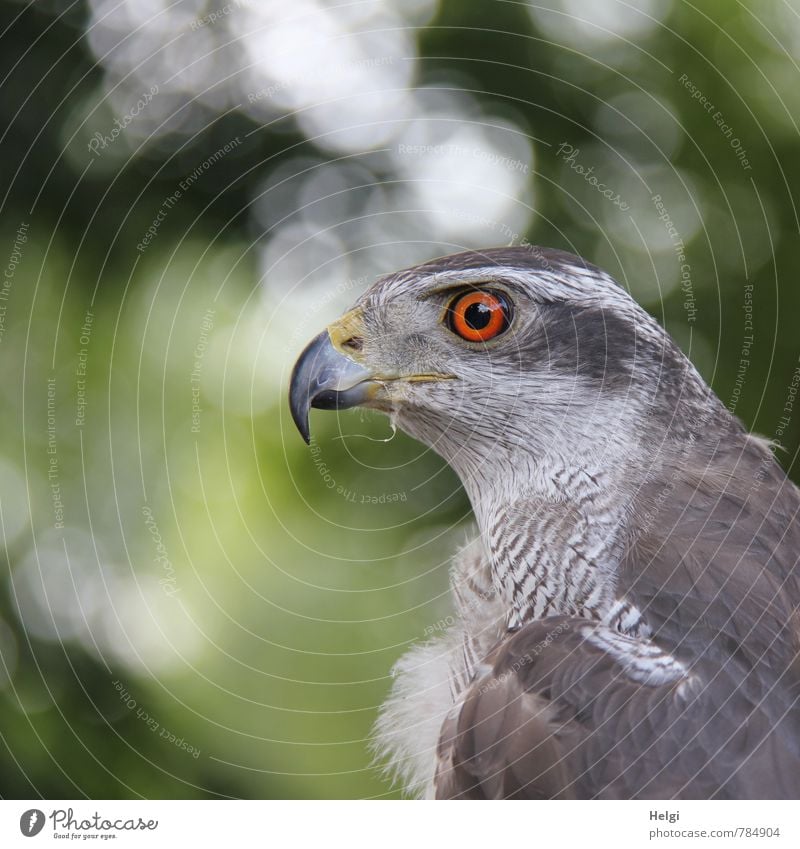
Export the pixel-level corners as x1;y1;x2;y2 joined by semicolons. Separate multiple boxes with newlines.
341;336;364;352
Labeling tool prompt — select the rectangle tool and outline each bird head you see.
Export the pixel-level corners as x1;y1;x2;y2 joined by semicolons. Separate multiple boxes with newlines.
289;247;717;505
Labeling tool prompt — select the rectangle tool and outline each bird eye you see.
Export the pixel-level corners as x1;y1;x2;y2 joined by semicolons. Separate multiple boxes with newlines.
446;290;512;342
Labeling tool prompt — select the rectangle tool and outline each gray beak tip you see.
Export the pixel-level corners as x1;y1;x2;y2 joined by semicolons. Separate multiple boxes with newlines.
296;417;311;445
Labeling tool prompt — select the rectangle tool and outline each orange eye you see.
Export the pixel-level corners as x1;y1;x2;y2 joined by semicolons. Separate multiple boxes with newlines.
446;290;512;342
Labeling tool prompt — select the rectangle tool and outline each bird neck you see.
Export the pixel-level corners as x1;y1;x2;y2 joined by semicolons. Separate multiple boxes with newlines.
465;449;639;630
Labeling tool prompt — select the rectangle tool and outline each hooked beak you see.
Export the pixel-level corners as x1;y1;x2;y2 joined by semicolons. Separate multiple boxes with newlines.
289;308;377;444
289;306;456;443
289;327;376;444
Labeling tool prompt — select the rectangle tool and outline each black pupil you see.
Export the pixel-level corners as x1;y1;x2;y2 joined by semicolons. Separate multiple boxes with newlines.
464;301;493;330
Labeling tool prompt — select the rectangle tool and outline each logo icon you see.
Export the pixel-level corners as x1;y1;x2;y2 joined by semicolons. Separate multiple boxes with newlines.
19;810;45;837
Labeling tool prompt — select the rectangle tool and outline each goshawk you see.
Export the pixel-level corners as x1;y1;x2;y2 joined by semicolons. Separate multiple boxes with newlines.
289;247;800;799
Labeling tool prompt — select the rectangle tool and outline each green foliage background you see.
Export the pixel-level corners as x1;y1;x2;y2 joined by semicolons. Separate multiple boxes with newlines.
1;0;799;798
